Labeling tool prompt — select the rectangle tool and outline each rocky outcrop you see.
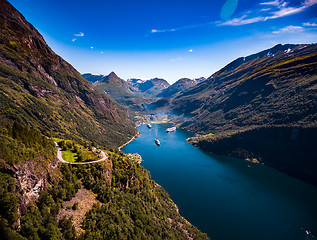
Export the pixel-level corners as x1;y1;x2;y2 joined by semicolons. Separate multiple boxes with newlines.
12;159;59;214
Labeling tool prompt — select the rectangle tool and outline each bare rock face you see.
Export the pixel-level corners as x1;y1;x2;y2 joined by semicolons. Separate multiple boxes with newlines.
13;159;59;214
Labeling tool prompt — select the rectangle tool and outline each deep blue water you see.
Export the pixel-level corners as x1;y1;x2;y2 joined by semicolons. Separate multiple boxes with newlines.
122;124;317;240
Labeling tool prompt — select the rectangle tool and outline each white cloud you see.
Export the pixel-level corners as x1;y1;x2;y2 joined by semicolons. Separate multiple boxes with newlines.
189;49;193;52
220;0;317;26
304;0;317;7
72;38;77;42
152;1;317;31
169;57;183;62
151;22;215;34
303;22;317;26
272;25;304;33
266;6;305;20
261;8;272;11
74;32;84;37
219;15;265;26
260;0;283;6
91;47;94;49
151;28;176;33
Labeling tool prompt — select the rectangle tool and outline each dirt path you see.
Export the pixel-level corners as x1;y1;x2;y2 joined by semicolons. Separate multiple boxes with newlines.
54;141;107;165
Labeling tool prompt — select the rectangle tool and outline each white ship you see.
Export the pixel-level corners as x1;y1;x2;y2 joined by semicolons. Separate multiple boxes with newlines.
147;123;152;128
166;126;176;133
155;139;160;146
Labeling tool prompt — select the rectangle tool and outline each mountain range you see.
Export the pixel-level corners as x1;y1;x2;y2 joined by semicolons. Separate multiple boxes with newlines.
83;73;171;98
83;43;317;186
0;0;209;239
1;0;317;238
167;43;317;186
157;77;205;98
82;73;206;110
83;72;152;111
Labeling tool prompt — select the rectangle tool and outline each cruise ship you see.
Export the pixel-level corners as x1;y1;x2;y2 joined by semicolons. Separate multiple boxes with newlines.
166;126;176;133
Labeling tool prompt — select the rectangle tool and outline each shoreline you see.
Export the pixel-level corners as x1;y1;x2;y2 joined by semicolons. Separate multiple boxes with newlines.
118;132;140;151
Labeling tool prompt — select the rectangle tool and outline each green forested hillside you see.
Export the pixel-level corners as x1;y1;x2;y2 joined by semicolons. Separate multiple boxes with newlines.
168;43;317;186
0;119;208;239
73;152;208;240
171;44;317;133
0;0;137;148
0;1;208;239
92;72;150;112
0;119;80;239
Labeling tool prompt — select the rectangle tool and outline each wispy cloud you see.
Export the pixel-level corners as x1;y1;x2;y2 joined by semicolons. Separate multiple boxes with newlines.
220;15;265;26
219;0;317;26
169;57;183;62
151;22;214;34
150;0;317;32
272;25;304;33
303;22;317;26
271;21;317;34
151;29;176;33
260;0;283;6
72;32;85;42
261;8;272;11
74;32;84;37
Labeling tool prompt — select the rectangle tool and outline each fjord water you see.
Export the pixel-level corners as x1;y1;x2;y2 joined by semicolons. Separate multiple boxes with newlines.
122;124;317;240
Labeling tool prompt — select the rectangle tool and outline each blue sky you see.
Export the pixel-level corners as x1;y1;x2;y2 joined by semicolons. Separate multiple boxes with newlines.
9;0;317;83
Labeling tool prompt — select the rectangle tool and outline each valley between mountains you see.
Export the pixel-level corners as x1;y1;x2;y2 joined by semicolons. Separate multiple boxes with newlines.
83;43;317;187
0;0;316;239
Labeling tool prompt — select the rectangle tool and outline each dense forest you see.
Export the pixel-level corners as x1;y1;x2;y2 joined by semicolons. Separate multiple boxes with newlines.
0;119;208;239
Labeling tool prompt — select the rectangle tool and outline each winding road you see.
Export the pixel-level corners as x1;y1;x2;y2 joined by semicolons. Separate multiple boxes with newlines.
54;141;107;165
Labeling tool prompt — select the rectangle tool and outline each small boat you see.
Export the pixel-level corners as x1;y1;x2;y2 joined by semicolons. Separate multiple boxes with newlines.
166;126;176;133
155;139;160;146
147;123;152;128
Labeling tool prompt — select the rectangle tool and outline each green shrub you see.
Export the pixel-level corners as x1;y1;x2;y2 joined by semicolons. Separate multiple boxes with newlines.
72;202;78;210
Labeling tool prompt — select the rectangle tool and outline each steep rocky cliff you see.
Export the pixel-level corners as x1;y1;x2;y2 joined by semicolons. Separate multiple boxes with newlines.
0;0;137;148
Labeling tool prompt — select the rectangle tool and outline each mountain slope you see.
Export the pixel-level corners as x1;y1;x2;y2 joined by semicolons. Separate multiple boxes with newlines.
170;43;317;185
0;0;137;148
0;119;209;239
81;73;105;83
84;73;171;111
158;78;200;98
0;1;209;238
133;77;170;98
84;72;150;111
